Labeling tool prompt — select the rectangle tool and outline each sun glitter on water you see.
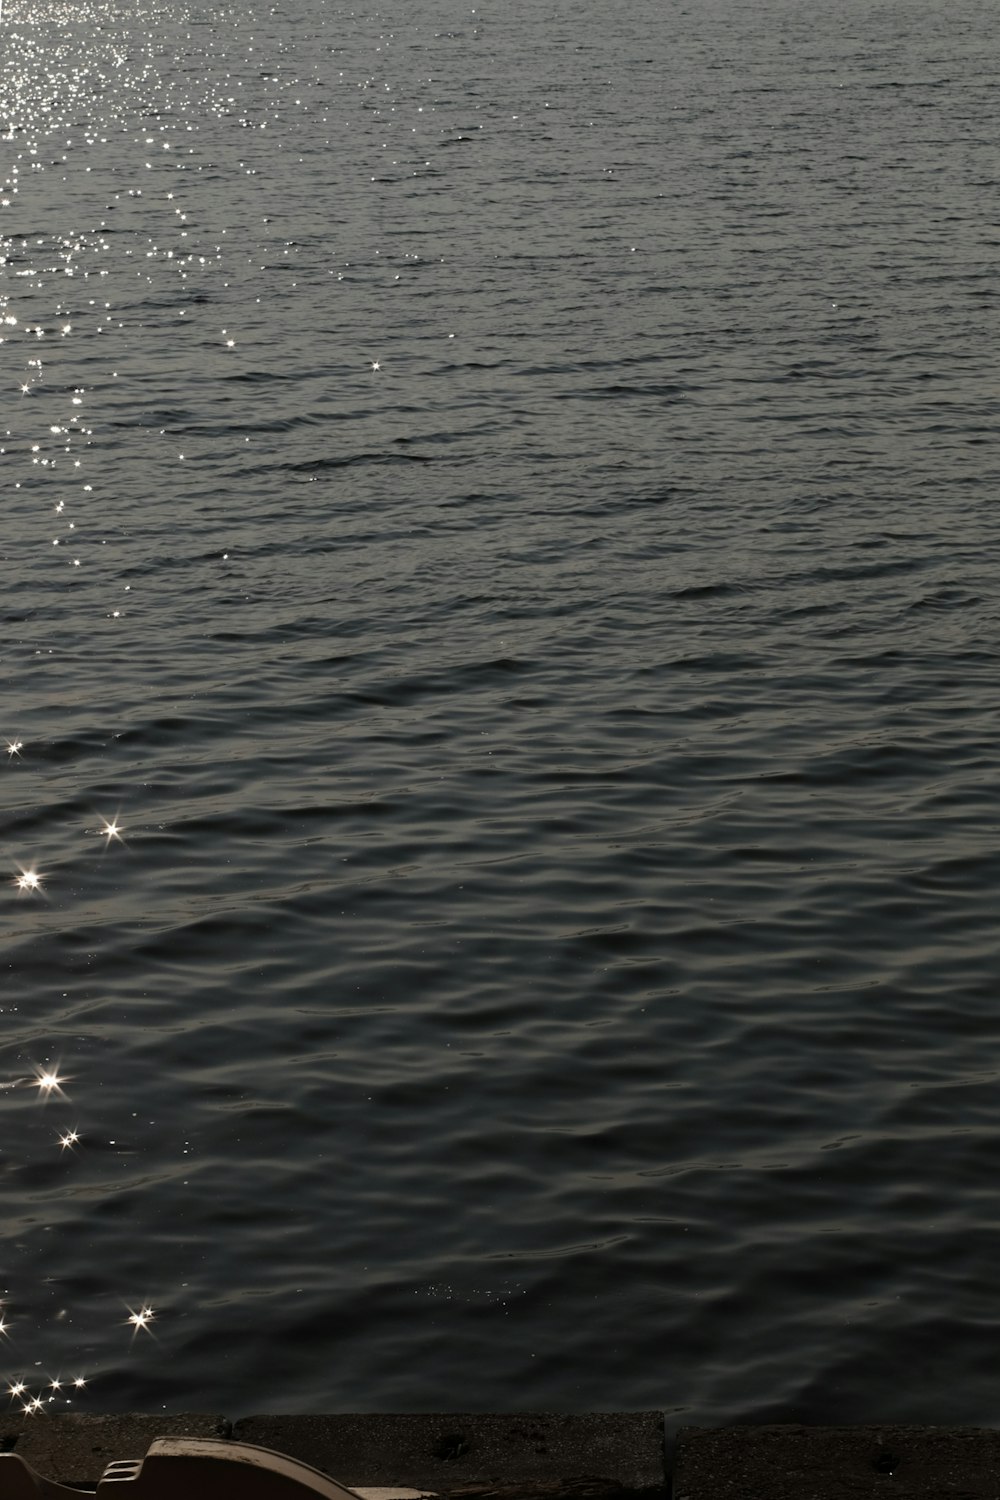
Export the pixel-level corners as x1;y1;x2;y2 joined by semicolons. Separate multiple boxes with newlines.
125;1305;156;1338
33;1068;67;1098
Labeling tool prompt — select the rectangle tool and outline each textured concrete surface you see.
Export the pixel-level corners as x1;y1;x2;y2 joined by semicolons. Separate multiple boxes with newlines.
14;1415;1000;1497
12;1411;225;1487
231;1414;666;1495
674;1424;1000;1500
0;1413;25;1452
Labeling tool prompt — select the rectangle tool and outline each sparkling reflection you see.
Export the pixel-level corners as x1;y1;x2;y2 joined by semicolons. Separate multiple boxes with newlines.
126;1305;156;1337
34;1069;67;1098
0;0;340;1416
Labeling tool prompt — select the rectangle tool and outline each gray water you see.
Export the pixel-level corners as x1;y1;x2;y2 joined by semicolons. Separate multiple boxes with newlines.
3;0;1000;1426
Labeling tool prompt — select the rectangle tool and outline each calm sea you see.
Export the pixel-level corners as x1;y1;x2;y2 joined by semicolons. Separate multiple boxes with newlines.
3;0;1000;1427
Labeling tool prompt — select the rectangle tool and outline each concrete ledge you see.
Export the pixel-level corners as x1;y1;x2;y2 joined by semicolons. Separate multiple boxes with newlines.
231;1413;666;1498
11;1416;1000;1498
674;1424;1000;1500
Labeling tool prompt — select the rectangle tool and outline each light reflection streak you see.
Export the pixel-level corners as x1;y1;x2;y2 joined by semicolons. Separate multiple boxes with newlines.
0;0;319;1409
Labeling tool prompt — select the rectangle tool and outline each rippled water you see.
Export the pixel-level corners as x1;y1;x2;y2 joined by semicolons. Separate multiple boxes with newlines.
3;0;1000;1427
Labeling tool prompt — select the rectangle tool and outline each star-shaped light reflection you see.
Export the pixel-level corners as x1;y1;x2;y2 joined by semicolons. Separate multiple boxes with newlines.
126;1304;156;1336
5;740;22;757
99;817;123;842
15;868;42;893
34;1068;66;1098
58;1129;80;1150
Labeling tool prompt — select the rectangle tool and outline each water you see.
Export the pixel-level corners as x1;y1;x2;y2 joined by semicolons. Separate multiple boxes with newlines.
3;0;1000;1427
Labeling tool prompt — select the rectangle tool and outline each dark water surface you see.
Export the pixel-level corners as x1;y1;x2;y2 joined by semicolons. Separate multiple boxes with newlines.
3;0;1000;1425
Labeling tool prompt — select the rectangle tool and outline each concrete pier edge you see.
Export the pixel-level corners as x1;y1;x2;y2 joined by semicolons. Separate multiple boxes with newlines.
4;1414;1000;1495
